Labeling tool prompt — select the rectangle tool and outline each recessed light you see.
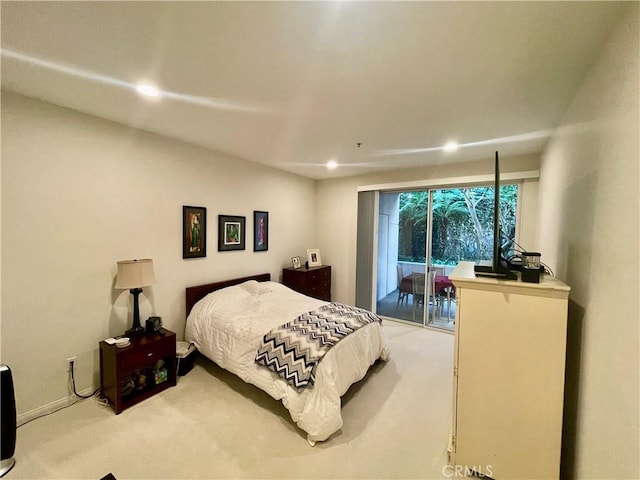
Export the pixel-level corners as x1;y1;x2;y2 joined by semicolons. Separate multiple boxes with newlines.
443;141;458;152
326;160;338;170
136;84;160;97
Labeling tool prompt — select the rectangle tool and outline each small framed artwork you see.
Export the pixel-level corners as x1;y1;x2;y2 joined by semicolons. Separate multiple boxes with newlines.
307;249;322;267
218;215;246;251
183;206;206;259
291;256;301;269
253;211;269;252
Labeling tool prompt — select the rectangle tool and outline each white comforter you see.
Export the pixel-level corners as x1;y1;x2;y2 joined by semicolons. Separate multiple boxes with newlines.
185;280;390;444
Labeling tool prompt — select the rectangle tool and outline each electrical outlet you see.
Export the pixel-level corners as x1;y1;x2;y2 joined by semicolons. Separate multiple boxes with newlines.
66;356;77;371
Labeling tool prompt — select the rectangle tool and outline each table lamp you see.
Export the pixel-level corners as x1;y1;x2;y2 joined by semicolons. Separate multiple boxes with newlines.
115;259;156;335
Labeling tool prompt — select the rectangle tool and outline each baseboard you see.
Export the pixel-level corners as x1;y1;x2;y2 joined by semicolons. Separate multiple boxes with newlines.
17;387;96;426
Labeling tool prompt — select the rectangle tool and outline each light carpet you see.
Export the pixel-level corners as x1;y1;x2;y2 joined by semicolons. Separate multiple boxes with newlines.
9;322;454;479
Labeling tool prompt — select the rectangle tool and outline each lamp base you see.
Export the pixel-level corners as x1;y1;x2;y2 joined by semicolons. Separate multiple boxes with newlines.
0;458;16;478
126;287;145;336
125;325;145;336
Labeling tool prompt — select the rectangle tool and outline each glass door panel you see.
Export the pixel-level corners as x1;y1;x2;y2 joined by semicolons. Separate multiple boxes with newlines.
375;190;429;326
428;189;460;330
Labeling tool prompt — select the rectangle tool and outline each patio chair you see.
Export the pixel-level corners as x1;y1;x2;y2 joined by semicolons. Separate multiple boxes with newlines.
430;265;445;277
396;265;412;308
430;266;455;322
446;291;456;323
413;271;445;323
412;272;425;321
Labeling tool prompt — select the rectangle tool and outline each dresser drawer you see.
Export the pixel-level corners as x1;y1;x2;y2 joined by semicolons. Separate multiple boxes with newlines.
283;265;331;301
308;268;329;282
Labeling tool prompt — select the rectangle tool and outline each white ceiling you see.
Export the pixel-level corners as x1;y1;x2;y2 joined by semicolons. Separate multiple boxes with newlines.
1;1;628;179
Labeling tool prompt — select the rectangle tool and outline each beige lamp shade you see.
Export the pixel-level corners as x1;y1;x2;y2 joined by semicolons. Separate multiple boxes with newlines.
115;259;156;289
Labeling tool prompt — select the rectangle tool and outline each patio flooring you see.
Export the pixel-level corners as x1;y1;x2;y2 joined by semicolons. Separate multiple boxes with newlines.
376;289;455;332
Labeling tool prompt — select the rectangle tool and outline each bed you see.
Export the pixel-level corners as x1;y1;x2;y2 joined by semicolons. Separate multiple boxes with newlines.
184;273;390;445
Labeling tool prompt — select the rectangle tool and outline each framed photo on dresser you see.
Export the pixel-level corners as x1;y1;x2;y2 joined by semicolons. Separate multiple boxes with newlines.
307;249;322;267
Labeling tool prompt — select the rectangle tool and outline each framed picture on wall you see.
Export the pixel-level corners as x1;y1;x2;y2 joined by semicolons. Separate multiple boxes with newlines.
183;206;207;259
253;211;269;252
218;215;246;251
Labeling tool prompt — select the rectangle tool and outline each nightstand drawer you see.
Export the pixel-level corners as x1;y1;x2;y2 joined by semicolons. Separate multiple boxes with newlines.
119;346;170;372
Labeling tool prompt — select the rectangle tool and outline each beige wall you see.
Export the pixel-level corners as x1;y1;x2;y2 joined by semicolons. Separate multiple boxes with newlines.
1;92;316;415
538;4;639;478
316;154;541;305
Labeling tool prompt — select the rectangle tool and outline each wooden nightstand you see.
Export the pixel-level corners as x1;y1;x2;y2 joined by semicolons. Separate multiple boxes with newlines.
283;265;331;301
99;328;177;414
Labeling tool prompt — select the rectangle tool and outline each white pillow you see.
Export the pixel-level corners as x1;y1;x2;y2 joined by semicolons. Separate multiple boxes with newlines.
239;280;271;295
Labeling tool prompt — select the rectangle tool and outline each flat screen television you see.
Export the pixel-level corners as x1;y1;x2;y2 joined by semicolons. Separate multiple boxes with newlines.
474;151;517;280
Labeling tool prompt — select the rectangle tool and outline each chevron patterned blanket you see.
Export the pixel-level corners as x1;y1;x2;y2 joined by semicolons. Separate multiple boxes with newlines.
255;303;382;390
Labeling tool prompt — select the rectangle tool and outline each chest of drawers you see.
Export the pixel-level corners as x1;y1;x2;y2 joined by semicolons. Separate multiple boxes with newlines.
282;265;331;301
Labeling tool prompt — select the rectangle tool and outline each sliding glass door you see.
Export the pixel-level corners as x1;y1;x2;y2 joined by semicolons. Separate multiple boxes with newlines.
374;184;518;331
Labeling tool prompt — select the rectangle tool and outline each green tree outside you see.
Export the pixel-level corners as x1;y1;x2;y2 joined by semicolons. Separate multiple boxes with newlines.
398;186;518;265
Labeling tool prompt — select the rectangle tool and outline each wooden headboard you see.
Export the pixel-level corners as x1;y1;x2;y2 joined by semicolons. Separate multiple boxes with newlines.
185;273;271;317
